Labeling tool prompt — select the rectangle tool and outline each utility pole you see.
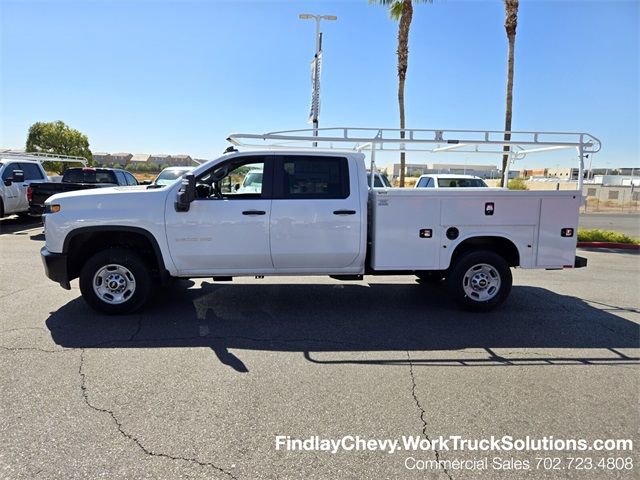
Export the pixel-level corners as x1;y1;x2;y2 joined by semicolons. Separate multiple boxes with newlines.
299;13;337;146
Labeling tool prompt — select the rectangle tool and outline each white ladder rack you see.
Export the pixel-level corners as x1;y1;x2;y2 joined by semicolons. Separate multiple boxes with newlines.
0;149;88;166
227;127;601;190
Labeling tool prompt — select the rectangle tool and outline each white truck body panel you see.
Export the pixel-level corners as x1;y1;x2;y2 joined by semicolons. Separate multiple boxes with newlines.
369;188;581;271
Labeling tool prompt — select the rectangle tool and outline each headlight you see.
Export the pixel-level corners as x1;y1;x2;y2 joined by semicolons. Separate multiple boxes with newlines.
44;204;61;214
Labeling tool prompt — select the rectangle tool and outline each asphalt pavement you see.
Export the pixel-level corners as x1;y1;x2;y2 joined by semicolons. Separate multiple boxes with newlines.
1;216;639;480
579;212;640;237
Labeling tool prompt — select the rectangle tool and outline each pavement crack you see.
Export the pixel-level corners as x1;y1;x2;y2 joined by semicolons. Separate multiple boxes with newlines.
78;349;239;480
0;345;74;353
406;351;453;480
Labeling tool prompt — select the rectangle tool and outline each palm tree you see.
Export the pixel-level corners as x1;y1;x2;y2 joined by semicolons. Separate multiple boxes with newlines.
501;0;519;186
371;0;431;187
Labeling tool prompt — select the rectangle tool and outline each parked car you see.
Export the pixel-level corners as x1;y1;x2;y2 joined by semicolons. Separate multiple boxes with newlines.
40;139;587;314
153;166;195;186
236;168;263;193
415;174;488;188
28;167;138;216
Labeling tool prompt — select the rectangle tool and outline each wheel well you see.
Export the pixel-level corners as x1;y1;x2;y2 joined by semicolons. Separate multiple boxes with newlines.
66;229;167;282
450;236;520;267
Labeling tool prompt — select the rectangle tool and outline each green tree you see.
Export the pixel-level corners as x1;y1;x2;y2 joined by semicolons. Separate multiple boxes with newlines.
508;177;528;190
500;0;519;186
25;120;92;173
370;0;431;187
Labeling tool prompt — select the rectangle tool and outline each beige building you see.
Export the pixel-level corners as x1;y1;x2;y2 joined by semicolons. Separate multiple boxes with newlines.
547;167;579;180
129;153;151;165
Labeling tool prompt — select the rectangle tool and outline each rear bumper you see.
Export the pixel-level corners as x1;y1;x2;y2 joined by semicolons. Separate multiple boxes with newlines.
574;255;588;268
28;205;44;217
41;246;71;289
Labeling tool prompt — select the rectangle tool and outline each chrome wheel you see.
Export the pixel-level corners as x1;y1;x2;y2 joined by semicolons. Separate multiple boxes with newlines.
462;263;501;302
93;264;136;305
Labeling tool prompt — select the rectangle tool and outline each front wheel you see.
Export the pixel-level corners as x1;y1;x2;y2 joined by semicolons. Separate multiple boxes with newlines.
79;248;151;314
446;250;512;311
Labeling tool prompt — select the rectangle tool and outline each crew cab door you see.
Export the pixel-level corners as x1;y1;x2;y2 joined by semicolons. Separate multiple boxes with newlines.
165;155;274;274
270;155;362;270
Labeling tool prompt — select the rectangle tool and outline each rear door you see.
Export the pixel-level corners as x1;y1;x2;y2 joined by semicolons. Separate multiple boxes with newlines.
270;155;361;270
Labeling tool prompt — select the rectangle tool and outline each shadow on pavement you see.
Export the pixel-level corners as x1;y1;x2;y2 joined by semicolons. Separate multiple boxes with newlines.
0;215;41;235
46;281;640;372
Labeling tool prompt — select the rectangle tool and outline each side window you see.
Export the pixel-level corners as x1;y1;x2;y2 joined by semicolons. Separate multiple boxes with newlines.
1;163;19;180
124;172;138;185
114;171;127;185
20;163;45;180
417;177;427;188
195;156;267;200
279;156;349;199
426;178;434;188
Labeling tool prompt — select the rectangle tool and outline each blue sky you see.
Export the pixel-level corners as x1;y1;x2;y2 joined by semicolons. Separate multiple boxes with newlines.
1;0;638;169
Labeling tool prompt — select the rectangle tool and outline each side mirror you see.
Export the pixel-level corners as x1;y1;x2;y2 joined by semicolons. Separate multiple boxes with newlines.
140;180;152;185
234;183;240;191
4;169;25;185
175;174;196;212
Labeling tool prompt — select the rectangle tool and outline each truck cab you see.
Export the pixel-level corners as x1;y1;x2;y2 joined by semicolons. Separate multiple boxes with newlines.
167;152;367;275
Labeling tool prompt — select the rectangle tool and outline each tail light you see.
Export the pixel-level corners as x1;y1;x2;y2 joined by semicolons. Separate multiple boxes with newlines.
27;185;33;202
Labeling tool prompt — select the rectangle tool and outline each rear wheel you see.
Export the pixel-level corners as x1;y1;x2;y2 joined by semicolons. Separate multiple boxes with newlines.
446;250;512;311
79;248;151;314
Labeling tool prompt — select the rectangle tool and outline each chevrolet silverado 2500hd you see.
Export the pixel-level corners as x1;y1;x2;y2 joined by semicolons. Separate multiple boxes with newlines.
39;128;598;314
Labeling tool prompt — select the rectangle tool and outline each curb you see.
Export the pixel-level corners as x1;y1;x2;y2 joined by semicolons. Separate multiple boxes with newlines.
577;242;640;250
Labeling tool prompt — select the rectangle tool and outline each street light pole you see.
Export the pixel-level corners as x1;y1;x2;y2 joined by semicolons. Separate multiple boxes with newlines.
299;13;337;146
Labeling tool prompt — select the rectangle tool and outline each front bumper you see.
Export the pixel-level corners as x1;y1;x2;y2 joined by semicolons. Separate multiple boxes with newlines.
41;246;71;290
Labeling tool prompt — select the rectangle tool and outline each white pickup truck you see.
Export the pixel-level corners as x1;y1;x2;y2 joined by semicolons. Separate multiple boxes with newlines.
0;151;87;218
40;128;599;314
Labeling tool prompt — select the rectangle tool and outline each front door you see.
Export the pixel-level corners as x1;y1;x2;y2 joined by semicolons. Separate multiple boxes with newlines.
1;162;29;214
165;155;274;275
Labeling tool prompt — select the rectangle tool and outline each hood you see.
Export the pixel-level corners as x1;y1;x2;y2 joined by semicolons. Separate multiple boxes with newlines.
48;185;155;203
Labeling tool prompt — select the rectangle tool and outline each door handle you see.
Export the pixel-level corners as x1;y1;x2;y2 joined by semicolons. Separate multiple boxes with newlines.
242;210;266;216
333;210;357;215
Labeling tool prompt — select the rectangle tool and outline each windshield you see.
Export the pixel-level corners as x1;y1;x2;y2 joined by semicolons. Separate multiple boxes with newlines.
437;178;487;188
367;173;391;188
154;168;192;186
242;171;263;188
63;169;115;184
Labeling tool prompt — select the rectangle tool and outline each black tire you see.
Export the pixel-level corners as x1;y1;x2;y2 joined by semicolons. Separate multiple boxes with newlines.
79;248;152;314
416;272;445;283
446;250;512;311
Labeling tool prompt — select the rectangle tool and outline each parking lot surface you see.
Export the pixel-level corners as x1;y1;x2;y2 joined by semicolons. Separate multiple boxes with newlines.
1;216;639;480
579;212;640;238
